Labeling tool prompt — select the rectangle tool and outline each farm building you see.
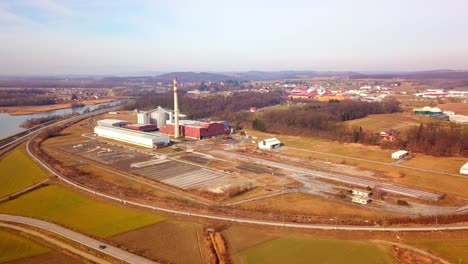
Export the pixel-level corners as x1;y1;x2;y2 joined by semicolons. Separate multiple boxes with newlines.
159;120;230;140
124;124;158;132
429;107;442;115
391;150;408;159
97;119;130;127
431;113;449;121
461;162;468;175
352;189;372;197
352;195;370;205
258;138;282;150
413;106;431;115
94;125;170;148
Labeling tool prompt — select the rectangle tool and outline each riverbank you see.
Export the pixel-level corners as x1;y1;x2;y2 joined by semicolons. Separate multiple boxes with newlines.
0;98;118;116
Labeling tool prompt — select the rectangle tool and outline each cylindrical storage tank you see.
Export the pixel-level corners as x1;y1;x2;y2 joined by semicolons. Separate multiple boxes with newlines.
137;112;149;124
155;112;168;128
149;111;158;125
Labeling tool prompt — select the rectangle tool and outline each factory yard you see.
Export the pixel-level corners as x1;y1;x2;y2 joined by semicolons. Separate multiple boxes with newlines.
60;140;263;196
50;125;468;217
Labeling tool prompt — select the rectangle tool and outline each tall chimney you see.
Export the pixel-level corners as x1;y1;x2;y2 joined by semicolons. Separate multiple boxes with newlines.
173;76;180;138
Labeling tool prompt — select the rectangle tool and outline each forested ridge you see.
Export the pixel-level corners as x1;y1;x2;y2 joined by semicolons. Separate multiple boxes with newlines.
0;89;56;107
127;92;283;119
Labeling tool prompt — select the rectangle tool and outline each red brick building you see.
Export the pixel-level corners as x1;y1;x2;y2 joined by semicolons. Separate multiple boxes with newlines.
159;121;229;140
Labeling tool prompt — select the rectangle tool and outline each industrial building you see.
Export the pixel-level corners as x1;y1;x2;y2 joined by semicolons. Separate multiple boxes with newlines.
391;150;408;159
258;138;282;150
94;125;170;148
159;120;230;140
97;119;130;127
460;162;468;175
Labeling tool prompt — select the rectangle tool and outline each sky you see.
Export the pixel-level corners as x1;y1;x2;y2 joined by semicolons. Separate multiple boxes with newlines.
0;0;467;75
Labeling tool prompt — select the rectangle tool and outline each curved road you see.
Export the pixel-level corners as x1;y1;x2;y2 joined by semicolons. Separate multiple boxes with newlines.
25;136;468;232
0;222;111;264
0;214;158;264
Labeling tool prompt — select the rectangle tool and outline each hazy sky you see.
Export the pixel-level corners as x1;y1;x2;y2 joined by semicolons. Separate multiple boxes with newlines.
1;0;467;75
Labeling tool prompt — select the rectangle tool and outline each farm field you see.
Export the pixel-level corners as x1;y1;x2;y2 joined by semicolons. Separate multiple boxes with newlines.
246;129;393;163
110;220;203;264
0;148;48;198
437;102;468;115
236;237;396;264
0;185;164;238
9;251;85;264
401;154;467;174
407;239;468;264
344;113;421;132
0;229;50;263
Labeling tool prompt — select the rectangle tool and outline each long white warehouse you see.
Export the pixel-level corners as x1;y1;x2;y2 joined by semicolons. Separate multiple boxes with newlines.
94;125;170;148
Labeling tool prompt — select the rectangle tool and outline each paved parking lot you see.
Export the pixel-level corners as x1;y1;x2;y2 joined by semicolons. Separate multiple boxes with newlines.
62;141;230;190
131;160;228;189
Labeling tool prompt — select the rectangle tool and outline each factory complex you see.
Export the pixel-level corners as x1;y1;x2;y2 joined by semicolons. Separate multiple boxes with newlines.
93;77;230;148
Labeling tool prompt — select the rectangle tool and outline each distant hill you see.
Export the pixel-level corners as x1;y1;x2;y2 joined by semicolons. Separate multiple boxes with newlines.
154;72;239;82
350;70;468;79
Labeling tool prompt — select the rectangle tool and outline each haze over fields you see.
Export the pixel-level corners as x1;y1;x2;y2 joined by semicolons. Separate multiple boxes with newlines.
1;0;468;75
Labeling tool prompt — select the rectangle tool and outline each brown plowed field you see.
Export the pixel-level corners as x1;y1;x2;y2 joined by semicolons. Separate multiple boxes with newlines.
109;220;204;264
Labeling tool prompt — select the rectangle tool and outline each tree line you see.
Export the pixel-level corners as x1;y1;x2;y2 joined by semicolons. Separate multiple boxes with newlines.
382;122;468;156
0;89;56;107
257;99;401;142
127;91;283;119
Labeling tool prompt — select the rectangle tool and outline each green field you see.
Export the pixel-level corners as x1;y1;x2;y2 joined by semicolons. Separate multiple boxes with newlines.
0;185;165;238
237;237;396;264
0;229;50;263
0;148;49;198
408;240;468;264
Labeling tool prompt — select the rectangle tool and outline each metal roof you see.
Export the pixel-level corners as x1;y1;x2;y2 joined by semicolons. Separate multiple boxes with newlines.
95;125;168;140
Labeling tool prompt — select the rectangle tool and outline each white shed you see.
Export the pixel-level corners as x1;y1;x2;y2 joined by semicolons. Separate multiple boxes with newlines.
352;195;370;205
258;138;282;150
352;189;372;197
460;162;468;175
391;150;408;160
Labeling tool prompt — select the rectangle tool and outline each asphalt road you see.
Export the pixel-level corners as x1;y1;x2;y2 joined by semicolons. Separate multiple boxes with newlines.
0;214;158;264
0;222;111;264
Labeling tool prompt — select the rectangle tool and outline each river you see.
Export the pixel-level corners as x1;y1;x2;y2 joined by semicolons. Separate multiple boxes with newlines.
0;100;124;140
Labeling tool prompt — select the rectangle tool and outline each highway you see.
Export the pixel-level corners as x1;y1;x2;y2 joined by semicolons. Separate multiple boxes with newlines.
0;214;158;264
